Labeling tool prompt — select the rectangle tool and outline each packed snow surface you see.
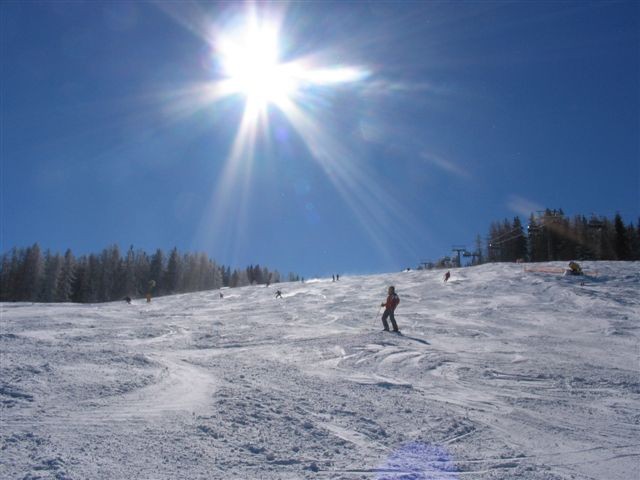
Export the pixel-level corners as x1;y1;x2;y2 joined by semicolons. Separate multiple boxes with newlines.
1;262;639;479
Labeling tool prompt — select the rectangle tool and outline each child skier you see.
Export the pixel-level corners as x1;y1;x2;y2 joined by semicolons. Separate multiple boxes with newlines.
381;286;400;332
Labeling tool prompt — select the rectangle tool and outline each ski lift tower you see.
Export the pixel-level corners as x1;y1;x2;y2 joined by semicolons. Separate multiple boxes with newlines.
463;250;482;264
452;245;467;267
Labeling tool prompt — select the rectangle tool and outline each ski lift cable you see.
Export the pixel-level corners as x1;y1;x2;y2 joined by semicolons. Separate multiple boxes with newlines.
490;226;525;242
488;229;526;246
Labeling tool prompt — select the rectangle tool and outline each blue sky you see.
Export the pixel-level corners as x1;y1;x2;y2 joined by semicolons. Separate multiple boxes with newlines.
2;1;638;277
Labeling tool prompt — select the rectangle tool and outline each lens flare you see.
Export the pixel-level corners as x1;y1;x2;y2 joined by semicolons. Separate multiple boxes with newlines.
152;2;432;265
376;442;459;480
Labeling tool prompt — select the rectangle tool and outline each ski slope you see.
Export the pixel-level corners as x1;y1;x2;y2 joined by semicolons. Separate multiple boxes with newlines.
1;262;639;479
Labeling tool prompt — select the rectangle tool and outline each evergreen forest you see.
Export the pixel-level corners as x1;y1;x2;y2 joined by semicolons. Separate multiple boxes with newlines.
485;211;639;264
0;245;297;303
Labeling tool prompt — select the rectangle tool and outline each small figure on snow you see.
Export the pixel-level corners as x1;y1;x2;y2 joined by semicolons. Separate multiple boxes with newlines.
380;286;400;332
275;290;283;299
219;292;224;299
124;296;132;304
567;261;583;276
443;271;451;283
336;274;340;281
146;279;156;303
332;275;335;282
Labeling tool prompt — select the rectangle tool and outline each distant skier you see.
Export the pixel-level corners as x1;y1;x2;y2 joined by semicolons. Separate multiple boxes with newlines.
124;296;132;304
275;290;283;298
336;274;340;281
380;286;400;332
332;275;335;282
146;279;156;303
443;271;450;283
219;292;224;299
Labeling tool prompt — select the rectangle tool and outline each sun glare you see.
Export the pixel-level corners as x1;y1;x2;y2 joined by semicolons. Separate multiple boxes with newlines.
211;12;373;119
219;22;296;109
165;5;421;264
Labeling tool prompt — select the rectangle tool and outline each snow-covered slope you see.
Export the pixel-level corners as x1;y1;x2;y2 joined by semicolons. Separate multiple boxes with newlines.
2;262;639;479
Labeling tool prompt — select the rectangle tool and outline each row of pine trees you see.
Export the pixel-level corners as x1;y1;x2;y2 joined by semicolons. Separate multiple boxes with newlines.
0;245;297;304
2;210;637;302
485;210;640;263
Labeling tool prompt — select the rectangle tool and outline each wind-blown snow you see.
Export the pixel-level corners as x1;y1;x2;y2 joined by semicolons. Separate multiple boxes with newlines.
1;262;639;479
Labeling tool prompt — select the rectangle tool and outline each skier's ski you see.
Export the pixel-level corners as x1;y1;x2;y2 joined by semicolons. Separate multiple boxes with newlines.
379;329;430;345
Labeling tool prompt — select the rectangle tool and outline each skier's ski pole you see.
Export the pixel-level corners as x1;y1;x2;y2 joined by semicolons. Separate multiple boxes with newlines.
373;305;382;326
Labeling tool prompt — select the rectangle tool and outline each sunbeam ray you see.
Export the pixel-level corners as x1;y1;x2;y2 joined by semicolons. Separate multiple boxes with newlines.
151;2;437;266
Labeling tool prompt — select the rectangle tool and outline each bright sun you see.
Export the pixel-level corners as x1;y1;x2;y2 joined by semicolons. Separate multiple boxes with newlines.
219;22;297;110
167;5;389;263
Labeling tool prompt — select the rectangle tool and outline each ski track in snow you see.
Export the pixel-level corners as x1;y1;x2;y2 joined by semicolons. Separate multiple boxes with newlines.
1;261;639;479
